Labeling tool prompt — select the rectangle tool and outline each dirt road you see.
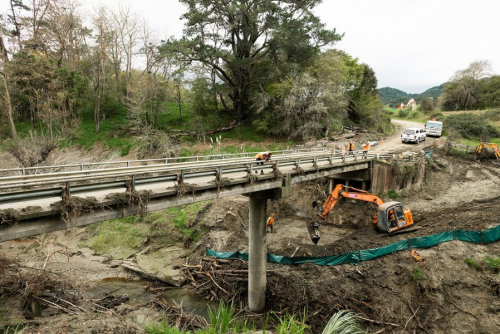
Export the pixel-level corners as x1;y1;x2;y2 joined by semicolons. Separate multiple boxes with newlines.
376;119;437;153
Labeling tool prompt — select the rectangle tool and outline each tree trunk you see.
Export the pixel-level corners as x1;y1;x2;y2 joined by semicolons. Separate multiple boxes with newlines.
2;73;19;143
95;94;100;132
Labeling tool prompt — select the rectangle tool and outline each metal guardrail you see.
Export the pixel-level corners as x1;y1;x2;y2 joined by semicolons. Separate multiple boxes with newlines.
0;148;332;176
0;150;385;188
0;152;391;204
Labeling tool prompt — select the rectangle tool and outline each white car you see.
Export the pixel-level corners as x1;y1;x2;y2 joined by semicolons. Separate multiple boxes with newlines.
401;128;426;144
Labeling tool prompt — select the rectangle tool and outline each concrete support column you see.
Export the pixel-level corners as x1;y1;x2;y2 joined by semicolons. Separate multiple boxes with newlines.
248;191;268;312
328;178;334;193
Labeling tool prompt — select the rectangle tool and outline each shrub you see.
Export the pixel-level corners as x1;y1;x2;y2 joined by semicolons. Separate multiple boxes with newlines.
444;113;500;140
485;109;500;121
397;109;410;118
387;190;398;199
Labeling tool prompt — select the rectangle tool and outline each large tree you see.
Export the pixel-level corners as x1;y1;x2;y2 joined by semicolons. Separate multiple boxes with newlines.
162;0;341;122
441;60;492;111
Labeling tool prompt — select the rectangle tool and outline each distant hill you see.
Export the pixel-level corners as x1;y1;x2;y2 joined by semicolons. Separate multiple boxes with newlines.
379;85;445;107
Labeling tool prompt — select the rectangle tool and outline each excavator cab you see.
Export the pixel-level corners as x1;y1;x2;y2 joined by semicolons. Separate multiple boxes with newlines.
377;202;414;232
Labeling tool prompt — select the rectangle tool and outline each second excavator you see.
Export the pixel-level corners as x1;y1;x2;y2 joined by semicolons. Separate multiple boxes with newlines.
475;142;500;161
309;184;414;244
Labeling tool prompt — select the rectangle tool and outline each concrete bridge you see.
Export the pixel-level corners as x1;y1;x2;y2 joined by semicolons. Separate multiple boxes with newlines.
0;149;392;312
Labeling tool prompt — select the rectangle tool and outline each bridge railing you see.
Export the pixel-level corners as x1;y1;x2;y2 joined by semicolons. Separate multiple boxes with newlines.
0;152;391;204
0;148;334;176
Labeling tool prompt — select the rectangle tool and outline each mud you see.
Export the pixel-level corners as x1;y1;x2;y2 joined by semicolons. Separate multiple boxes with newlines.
2;151;500;333
188;153;500;333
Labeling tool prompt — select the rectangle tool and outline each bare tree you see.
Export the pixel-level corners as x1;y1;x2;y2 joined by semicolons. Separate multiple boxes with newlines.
91;6;112;132
0;32;19;143
112;5;140;118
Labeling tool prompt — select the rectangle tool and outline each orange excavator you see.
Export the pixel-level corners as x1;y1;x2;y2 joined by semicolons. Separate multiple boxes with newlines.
309;184;414;244
475;142;500;161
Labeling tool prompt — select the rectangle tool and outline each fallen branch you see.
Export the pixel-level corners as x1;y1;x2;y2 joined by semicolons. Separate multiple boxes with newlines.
121;263;182;287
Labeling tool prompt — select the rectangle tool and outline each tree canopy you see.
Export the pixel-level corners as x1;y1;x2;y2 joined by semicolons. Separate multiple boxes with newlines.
162;0;342;122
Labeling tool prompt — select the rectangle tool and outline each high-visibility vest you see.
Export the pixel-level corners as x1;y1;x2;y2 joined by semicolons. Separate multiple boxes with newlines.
255;153;265;160
267;217;274;226
347;143;354;150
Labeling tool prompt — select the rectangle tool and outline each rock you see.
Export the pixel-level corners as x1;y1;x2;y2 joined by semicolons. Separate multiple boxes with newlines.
425;195;434;200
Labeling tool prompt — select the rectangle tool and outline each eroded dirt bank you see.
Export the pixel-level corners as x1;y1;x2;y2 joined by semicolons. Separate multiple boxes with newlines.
2;153;500;333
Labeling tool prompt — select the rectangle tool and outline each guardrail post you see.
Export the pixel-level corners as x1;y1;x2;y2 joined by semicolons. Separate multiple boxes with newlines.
217;166;223;181
21;168;25;176
65;181;71;197
342;154;346;163
164;158;168;165
313;157;318;169
180;170;185;184
126;161;130;167
355;151;358;161
131;175;136;192
329;154;333;165
80;163;84;171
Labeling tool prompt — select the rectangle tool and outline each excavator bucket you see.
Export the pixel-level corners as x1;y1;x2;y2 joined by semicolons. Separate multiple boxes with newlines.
307;220;321;245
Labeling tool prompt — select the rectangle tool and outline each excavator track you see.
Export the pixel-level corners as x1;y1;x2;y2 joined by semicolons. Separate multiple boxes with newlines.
382;227;421;237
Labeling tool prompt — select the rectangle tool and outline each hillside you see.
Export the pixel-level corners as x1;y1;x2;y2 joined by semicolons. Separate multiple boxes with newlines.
379;84;445;106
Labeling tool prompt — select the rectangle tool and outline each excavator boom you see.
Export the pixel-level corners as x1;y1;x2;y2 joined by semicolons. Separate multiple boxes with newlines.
310;184;414;244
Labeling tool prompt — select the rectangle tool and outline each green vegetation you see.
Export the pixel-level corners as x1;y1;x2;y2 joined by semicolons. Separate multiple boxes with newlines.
464;258;482;271
386;190;398;200
441;61;500;111
274;311;309;334
444;113;500;140
411;266;424;281
379;85;444;107
84;201;211;257
146;302;254;334
321;311;364;334
483;256;500;272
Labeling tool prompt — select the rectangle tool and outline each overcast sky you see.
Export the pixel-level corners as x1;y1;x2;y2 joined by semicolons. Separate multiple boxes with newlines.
3;0;499;93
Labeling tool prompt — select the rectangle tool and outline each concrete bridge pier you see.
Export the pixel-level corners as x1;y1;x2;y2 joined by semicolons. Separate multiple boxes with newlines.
248;190;271;312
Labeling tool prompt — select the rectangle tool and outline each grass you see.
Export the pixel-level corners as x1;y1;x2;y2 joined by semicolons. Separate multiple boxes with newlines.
146;301;255;334
411;266;424;281
483;256;500;272
464;258;482;271
275;311;310;334
460;138;500;147
321;311;364;334
83;215;149;258
83;201;211;257
60;103;135;156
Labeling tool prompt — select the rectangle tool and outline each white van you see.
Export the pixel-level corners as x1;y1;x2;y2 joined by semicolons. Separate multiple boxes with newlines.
401;128;426;144
426;120;443;137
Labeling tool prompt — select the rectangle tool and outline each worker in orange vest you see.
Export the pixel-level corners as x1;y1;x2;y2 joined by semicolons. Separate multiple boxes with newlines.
347;141;355;155
267;213;275;233
255;151;272;166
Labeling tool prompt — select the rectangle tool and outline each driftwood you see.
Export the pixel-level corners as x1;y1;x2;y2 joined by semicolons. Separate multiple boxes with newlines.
172;121;238;137
330;132;356;141
121;263;182;287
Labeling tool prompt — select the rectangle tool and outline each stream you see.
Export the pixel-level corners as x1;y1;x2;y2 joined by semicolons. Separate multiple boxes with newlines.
88;277;213;319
